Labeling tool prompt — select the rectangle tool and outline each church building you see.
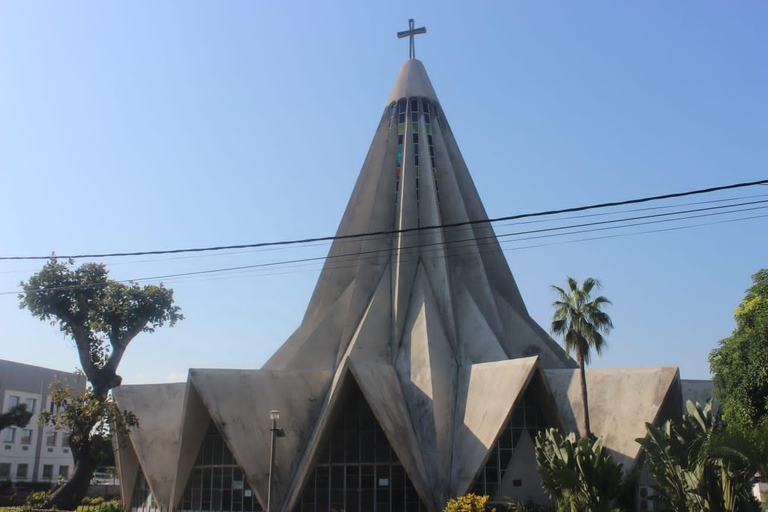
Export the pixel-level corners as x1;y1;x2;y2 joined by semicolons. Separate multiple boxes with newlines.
114;23;711;512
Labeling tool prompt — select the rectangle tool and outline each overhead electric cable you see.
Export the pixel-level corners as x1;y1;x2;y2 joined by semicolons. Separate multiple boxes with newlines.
2;178;766;261
4;191;764;276
4;199;766;296
169;213;768;286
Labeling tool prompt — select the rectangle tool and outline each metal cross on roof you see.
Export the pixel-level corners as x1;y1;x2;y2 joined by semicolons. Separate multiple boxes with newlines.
397;19;427;60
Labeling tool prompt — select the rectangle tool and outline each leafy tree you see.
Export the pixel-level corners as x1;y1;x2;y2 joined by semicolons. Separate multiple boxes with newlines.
636;400;760;512
19;258;182;510
550;277;612;438
0;403;32;430
534;428;627;512
709;269;768;430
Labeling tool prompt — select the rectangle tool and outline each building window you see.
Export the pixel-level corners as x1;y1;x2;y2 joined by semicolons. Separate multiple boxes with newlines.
46;431;57;446
179;422;262;512
131;469;158;511
470;387;549;498
2;428;15;443
294;384;425;512
59;466;69;479
62;434;70;447
42;465;54;479
0;463;11;479
21;429;33;444
24;398;36;414
16;463;28;479
7;396;19;409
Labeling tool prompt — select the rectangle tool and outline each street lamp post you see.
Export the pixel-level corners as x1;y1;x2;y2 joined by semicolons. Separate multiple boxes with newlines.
267;410;285;512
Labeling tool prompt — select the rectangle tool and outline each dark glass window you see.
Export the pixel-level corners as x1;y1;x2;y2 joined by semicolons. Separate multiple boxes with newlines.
294;385;425;512
179;422;262;512
470;387;549;498
398;100;407;123
131;468;158;511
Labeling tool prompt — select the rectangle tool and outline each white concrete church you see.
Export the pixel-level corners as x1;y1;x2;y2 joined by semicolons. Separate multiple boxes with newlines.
114;26;711;512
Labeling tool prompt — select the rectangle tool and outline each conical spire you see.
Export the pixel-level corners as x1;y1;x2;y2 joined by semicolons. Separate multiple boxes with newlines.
387;59;438;104
265;58;575;510
264;59;572;373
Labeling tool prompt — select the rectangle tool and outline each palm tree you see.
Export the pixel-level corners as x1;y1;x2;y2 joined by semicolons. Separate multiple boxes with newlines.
550;277;613;438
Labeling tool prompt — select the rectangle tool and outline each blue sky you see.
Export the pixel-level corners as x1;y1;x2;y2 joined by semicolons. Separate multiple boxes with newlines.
1;1;766;383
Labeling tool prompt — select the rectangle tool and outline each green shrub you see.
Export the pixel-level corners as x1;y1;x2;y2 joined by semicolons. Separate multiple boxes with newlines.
100;498;124;512
444;494;496;512
535;429;627;512
25;489;51;509
503;500;554;512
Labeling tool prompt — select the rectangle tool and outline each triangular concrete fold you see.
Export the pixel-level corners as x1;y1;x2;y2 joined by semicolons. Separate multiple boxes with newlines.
493;290;575;368
345;264;392;362
283;278;356;371
296;109;396;334
170;378;211;509
452;277;507;364
112;383;186;509
499;429;549;504
396;263;458;505
348;358;436;511
114;431;140;508
451;357;539;496
190;369;331;510
545;367;680;471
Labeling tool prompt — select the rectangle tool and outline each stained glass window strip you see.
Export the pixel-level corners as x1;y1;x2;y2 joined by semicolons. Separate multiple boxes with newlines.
470;388;548;498
421;99;439;202
394;99;407;205
179;422;262;512
294;384;425;512
410;99;421;223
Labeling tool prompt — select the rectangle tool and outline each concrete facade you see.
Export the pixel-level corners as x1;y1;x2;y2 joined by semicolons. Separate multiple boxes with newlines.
114;59;710;512
0;359;84;485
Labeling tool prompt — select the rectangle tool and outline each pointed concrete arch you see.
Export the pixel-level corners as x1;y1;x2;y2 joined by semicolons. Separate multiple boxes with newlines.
114;430;140;508
348;358;436;511
169;378;211;510
112;383;186;509
189;368;331;511
545;367;680;471
451;357;540;497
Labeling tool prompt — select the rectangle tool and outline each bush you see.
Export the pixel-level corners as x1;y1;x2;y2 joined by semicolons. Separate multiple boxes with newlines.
25;489;51;509
445;494;497;512
535;429;627;512
0;494;26;506
100;498;124;512
502;501;554;512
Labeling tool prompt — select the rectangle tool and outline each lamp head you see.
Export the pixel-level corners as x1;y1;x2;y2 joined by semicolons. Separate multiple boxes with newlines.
269;410;280;421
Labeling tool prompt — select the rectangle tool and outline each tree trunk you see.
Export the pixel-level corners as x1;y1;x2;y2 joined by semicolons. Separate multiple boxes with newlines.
578;352;592;438
41;449;99;511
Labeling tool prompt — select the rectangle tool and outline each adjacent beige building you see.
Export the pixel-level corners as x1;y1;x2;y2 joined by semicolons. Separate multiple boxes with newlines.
0;359;84;486
114;57;711;512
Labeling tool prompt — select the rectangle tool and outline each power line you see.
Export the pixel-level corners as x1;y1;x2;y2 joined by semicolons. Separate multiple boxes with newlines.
168;213;768;286
5;200;765;296
3;191;766;276
2;178;766;261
